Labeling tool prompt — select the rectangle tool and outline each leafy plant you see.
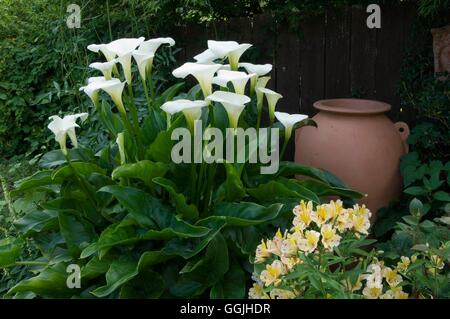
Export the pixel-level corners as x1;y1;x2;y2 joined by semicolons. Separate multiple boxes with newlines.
0;36;362;299
249;200;409;299
250;198;449;299
373;148;449;237
377;198;449;298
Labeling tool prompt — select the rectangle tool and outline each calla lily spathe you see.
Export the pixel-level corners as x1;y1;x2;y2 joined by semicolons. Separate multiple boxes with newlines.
132;50;155;81
161;99;208;132
239;63;272;76
240;63;272;94
106;37;145;85
208;40;252;70
135;37;175;80
139;37;175;54
172;62;222;97
106;37;145;56
212;70;254;95
95;79;127;115
257;87;283;124
48;113;88;154
89;61;116;80
116;132;126;165
79;77;111;107
87;44;116;62
206;91;251;129
194;49;220;64
274;111;308;140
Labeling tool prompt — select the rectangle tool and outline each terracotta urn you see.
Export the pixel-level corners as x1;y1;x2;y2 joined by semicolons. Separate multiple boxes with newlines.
295;99;409;219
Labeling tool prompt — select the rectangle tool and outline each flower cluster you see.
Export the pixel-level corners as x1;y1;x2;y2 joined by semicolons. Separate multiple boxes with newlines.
250;200;373;299
360;259;408;299
47;37;309;159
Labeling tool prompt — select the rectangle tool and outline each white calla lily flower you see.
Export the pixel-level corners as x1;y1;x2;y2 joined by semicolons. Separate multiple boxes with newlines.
161;99;208;132
105;37;145;85
239;63;272;76
87;76;107;84
206;91;251;129
194;49;220;64
95;79;127;115
257;87;283;124
212;70;254;95
139;37;175;54
256;76;271;106
48;113;88;154
254;76;271;129
172;62;222;97
116;132;126;165
275;111;308;140
219;64;231;71
240;63;272;94
208;40;252;70
106;37;145;56
114;53;134;85
132;50;155;81
89;61;116;80
79;77;110;107
87;44;116;62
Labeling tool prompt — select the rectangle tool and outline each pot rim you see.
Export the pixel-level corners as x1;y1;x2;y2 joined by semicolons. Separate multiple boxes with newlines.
313;98;391;115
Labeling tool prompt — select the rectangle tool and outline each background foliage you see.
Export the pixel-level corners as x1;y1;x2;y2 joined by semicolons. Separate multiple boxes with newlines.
1;0;448;158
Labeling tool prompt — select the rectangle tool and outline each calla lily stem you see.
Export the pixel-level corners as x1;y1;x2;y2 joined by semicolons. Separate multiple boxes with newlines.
280;136;290;161
141;77;152;111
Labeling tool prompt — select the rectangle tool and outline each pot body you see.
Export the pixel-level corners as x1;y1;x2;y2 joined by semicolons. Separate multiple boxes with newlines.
295;99;409;219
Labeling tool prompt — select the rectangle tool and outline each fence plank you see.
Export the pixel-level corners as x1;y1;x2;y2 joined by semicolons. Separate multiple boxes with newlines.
298;13;326;116
275;26;301;160
325;7;352;99
374;4;409;119
350;5;377;99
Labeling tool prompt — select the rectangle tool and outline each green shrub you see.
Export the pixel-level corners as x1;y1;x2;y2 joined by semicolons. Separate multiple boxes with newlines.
0;36;362;298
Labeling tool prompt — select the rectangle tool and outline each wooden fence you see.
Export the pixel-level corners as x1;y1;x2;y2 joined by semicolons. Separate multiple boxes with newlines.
173;4;418;158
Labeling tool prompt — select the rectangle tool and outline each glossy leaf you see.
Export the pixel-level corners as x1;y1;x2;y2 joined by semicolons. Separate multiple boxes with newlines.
0;238;23;267
112;160;169;188
210;201;283;226
99;186;208;239
153;177;199;220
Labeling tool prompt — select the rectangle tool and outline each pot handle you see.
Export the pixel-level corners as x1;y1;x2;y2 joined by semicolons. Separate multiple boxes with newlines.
394;121;410;153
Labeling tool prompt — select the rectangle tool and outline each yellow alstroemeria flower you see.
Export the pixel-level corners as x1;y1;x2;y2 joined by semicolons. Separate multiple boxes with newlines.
353;204;372;219
430;255;445;270
269;288;296;299
281;236;298;257
335;210;352;233
292;208;313;231
260;260;285;287
297;230;320;254
362;264;383;289
320;224;342;251
382;267;403;288
255;240;271;263
362;285;382;299
396;256;411;272
312;204;331;226
327;200;344;220
248;283;270;299
280;256;301;270
351;213;371;236
266;229;284;256
381;286;409;299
